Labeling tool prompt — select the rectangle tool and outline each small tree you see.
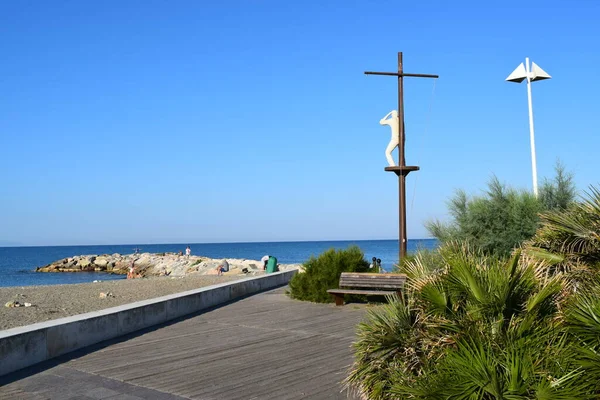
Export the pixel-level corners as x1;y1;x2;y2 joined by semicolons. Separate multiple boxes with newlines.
539;160;577;211
288;245;370;303
426;161;577;258
426;176;541;257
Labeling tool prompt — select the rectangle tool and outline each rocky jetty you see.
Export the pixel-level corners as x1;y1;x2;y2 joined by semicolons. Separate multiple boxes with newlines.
36;253;301;277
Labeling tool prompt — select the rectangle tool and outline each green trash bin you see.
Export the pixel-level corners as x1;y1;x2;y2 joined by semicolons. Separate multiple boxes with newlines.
266;256;278;273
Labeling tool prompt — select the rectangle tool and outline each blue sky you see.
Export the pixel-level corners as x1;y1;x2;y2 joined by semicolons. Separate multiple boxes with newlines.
1;0;599;246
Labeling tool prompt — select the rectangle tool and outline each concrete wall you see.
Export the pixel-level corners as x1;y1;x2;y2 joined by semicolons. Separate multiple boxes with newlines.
0;269;297;377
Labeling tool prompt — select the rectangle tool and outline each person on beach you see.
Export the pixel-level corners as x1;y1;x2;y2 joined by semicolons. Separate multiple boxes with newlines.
216;259;229;276
261;255;270;271
127;260;136;279
185;246;191;258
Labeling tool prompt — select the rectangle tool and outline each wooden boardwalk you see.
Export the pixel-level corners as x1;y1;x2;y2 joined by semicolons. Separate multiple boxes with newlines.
0;287;367;399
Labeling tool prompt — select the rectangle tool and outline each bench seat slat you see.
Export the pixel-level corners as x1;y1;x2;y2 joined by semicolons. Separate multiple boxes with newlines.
339;278;405;283
341;273;406;278
339;280;405;289
327;289;398;296
340;277;406;282
341;272;407;277
340;284;404;290
341;276;405;279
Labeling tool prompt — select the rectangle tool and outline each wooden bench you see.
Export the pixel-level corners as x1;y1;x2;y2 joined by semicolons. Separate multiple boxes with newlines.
327;272;407;306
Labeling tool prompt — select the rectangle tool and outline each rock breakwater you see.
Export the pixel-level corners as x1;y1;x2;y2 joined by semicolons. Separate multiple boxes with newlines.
36;253;300;277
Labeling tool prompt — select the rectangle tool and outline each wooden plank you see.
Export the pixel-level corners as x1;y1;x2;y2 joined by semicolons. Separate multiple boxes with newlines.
341;276;405;281
57;287;366;399
328;289;397;296
340;277;405;282
339;282;404;289
340;277;404;281
341;272;407;277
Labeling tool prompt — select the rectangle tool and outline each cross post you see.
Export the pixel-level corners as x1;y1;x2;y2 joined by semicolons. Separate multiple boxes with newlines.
365;52;438;265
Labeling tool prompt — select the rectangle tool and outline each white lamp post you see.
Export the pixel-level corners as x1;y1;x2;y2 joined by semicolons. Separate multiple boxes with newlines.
506;58;551;197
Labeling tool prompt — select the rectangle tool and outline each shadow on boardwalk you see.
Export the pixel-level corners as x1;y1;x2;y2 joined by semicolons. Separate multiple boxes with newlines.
0;287;367;399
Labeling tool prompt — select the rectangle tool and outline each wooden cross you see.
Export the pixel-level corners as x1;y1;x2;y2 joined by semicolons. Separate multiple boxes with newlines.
365;52;438;264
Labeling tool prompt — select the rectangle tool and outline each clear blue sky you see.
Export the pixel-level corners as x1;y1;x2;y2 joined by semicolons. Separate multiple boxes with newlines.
1;0;599;246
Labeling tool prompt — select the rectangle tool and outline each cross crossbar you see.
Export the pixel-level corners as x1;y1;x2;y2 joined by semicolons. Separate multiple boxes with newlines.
364;71;439;78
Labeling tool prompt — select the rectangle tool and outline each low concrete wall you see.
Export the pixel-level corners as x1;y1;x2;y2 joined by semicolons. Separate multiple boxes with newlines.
0;269;297;377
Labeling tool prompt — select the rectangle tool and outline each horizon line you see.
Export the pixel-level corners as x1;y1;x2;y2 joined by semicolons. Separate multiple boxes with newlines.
0;237;437;249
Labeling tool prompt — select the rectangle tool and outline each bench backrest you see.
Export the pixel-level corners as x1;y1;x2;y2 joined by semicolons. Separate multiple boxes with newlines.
339;272;406;290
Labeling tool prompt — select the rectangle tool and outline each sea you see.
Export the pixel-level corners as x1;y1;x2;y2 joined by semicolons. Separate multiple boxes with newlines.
0;239;438;288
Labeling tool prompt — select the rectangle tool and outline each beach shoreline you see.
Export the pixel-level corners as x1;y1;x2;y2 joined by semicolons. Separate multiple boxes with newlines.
0;274;249;331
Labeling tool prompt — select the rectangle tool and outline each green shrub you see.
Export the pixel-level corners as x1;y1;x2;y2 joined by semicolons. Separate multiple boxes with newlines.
426;162;577;258
288;245;370;303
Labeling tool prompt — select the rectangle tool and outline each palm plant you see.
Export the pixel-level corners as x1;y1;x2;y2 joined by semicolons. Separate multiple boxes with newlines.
525;185;600;281
347;242;600;399
563;279;600;382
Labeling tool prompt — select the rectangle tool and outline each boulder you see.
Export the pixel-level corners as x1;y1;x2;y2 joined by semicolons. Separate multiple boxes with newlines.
63;261;77;269
94;257;109;268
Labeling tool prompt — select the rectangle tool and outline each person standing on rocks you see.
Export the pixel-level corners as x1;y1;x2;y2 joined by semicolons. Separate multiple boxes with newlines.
127;259;136;279
185;246;191;258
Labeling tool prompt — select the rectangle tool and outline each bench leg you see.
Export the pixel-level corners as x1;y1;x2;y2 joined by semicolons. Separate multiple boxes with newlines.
332;294;345;306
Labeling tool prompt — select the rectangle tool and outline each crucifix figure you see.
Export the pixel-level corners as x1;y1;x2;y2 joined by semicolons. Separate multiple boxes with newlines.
380;110;405;167
365;52;438;263
379;110;399;167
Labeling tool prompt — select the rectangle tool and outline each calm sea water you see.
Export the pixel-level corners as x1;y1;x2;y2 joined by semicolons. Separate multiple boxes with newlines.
0;239;438;288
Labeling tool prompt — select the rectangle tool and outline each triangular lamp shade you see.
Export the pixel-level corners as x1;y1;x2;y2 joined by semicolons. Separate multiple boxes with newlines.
506;63;527;83
531;62;551;81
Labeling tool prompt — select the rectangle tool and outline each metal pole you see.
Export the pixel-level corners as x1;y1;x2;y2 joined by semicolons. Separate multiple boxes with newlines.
397;52;407;262
525;57;539;197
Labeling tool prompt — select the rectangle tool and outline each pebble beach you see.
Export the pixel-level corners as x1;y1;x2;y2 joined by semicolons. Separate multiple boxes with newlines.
0;274;245;331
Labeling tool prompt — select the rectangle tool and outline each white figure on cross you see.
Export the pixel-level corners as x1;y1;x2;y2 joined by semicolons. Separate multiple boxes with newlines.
380;110;400;167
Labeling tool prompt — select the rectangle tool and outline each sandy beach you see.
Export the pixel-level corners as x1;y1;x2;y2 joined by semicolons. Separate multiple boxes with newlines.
0;274;246;331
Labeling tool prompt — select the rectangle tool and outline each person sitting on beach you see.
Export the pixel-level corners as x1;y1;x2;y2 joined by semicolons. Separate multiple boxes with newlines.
261;255;270;271
216;259;229;276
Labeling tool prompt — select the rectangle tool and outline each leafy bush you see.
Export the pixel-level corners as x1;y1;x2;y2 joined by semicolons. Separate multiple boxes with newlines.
288;245;370;303
426;162;577;258
346;242;600;399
